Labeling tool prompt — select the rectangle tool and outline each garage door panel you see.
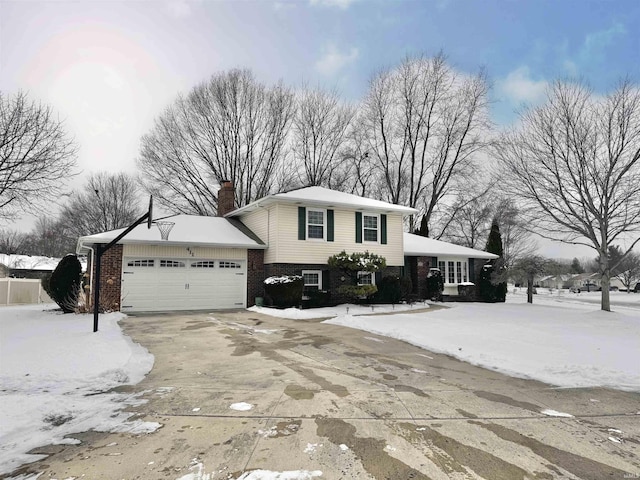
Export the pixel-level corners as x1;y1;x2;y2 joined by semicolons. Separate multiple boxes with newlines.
121;257;246;312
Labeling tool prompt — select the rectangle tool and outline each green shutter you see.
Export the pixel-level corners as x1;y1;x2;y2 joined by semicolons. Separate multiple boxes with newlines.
355;212;362;243
381;214;387;244
327;209;334;242
298;207;306;240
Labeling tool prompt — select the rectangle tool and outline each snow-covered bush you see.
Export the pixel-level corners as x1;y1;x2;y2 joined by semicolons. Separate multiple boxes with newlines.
263;275;303;308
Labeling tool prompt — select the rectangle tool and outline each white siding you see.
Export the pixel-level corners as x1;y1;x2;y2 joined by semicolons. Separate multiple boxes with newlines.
123;244;247;260
269;204;405;266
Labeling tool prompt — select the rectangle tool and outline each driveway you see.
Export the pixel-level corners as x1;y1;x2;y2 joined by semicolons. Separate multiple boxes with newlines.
15;309;640;479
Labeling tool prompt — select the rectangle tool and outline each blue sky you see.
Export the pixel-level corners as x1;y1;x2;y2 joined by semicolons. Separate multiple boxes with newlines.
1;0;638;256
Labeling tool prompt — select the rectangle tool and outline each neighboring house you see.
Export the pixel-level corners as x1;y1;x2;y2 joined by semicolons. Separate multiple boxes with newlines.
0;254;64;279
77;183;497;312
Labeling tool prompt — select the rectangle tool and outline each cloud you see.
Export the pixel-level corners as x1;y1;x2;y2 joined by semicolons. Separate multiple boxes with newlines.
309;0;357;9
314;45;359;76
164;0;195;18
497;66;548;106
579;22;626;63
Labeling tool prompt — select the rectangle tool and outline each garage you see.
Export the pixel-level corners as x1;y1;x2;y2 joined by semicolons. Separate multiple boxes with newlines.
121;257;247;312
77;214;266;313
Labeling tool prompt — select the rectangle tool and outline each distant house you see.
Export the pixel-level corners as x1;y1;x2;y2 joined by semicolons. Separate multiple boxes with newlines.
0;254;62;279
77;184;497;312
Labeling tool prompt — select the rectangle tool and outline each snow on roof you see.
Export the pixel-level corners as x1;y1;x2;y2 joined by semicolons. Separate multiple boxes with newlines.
228;186;418;216
0;254;60;271
76;215;266;252
403;233;499;259
0;254;88;272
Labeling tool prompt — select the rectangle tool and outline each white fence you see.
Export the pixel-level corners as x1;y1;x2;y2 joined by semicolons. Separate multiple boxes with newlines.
0;278;53;305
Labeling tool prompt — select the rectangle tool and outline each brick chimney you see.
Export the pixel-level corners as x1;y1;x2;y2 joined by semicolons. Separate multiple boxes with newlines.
217;180;235;216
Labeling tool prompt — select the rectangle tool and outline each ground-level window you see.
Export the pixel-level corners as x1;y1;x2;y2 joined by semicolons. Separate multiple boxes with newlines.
302;270;322;291
357;271;376;286
440;259;469;284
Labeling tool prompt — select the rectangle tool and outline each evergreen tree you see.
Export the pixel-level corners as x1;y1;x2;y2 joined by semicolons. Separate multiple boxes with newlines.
414;215;429;237
47;254;82;313
570;257;584;274
479;219;507;302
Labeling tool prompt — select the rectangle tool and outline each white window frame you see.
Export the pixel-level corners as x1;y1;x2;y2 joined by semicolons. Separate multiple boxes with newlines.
357;271;376;286
306;208;326;241
362;213;379;243
439;258;469;285
302;270;322;291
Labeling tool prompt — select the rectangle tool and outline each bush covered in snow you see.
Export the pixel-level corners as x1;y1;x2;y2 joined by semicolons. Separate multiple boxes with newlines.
264;275;303;308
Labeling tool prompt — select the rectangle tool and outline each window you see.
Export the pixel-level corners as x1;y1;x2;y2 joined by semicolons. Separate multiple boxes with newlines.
363;214;378;242
357;271;375;286
160;260;185;268
307;209;325;240
127;259;155;267
439;259;469;284
302;270;322;291
191;261;215;268
219;261;241;269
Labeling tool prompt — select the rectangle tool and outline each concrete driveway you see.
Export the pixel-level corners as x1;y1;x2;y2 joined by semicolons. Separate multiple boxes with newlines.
14;309;640;479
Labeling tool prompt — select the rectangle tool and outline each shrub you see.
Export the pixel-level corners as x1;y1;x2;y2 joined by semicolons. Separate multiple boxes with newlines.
425;268;444;301
264;275;303;308
337;284;377;302
375;275;413;304
457;283;476;301
48;254;82;313
302;289;333;308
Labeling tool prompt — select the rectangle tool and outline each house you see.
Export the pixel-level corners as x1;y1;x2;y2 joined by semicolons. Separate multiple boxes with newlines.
77;183;497;312
0;254;67;279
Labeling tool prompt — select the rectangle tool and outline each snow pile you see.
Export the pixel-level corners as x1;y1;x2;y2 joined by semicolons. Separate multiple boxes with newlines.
264;275;302;285
249;302;428;320
0;305;157;475
324;301;640;391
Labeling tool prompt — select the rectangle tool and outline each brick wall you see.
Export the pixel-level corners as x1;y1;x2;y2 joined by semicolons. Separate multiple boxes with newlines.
263;263;402;305
247;249;265;306
90;244;123;311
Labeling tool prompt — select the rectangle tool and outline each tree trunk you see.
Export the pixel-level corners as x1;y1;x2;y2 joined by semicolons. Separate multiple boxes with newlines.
598;246;611;311
601;270;611;311
527;274;533;304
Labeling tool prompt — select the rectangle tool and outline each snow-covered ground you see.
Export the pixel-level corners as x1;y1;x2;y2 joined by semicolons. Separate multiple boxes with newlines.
252;289;640;392
0;305;158;476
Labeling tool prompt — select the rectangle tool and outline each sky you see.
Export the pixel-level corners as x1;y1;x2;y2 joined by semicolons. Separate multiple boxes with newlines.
1;0;639;257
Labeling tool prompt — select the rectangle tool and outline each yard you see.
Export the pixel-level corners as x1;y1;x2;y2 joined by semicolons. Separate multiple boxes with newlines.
1;289;639;477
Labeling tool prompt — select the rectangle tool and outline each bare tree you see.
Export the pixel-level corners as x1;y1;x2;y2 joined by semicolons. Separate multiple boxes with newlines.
0;91;77;221
361;54;491;232
439;184;493;247
602;245;640;293
138;69;294;214
292;87;355;188
492;197;538;270
22;217;75;258
59;172;142;238
495;80;640;311
0;228;28;254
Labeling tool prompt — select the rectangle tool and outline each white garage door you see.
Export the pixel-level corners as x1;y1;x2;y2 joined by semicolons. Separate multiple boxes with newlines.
121;258;246;312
